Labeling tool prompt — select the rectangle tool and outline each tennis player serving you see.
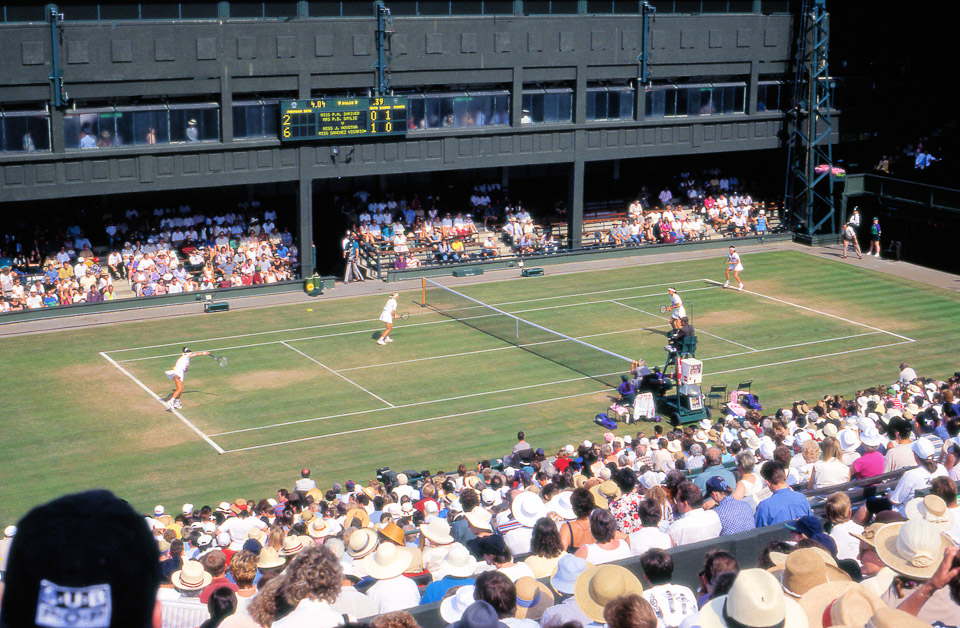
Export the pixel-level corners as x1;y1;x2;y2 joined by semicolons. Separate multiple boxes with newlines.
377;292;399;345
665;287;686;331
723;246;744;291
165;347;210;410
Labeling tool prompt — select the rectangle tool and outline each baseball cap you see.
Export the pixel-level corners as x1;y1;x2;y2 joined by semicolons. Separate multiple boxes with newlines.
0;490;161;628
784;515;823;538
705;476;730;494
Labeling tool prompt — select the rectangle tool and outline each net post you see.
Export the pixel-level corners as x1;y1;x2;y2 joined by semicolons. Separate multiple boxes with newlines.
421;277;426;307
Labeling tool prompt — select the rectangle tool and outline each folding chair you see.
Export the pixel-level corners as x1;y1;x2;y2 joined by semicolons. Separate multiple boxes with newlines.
706;384;727;409
737;380;753;393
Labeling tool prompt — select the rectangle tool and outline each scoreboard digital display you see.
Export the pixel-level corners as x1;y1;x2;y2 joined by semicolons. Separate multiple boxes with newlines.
279;97;407;141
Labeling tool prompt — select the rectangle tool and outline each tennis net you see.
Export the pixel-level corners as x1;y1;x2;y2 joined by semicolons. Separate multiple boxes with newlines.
421;278;632;388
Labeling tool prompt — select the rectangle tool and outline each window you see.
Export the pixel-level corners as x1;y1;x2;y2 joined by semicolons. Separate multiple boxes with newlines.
521;89;574;124
586;86;635;121
64;103;218;149
233;101;280;139
1;111;51;153
407;91;510;130
644;83;745;118
524;0;579;13
757;81;782;113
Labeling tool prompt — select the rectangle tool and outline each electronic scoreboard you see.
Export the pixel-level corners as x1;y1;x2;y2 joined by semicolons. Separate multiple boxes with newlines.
279;96;407;141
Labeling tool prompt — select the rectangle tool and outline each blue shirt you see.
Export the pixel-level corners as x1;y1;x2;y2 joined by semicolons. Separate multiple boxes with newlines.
714;496;756;536
419;576;476;605
693;465;736;493
755;487;812;528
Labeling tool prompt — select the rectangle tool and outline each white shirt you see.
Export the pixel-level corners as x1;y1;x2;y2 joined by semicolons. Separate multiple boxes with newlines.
366;576;421;613
643;583;698;628
628;527;672;556
272;598;346;628
829;519;864;563
889;465;947;505
381;297;398;322
668;508;721;546
899;367;918;384
727;251;741;268
811;459;850;489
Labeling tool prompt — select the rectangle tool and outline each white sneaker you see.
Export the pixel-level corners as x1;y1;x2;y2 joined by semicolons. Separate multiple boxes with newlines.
723;281;730;289
385;337;394;343
377;338;386;345
738;283;744;291
173;401;182;409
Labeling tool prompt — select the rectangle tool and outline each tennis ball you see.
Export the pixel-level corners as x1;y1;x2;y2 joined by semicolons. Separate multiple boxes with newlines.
306;308;313;312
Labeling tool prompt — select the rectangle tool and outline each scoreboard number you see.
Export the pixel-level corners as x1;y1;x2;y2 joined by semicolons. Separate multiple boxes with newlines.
279;97;408;142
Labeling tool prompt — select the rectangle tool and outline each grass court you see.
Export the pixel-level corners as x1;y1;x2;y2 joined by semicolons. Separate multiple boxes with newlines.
1;249;957;523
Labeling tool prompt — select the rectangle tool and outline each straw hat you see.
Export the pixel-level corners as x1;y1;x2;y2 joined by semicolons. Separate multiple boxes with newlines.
574;564;644;622
744;431;761;450
701;569;808;628
171;560;212;591
573;475;588;489
257;547;285;569
874;519;953;580
768;548;851;598
344;507;370;529
439;543;479;579
694;430;709;444
851;523;885;547
279;535;306;556
378;522;406;546
420;518;455;545
799;582;884;628
904;495;955;532
440;585;477;624
465;507;494;532
307;518;333;540
667;440;682;454
864;606;931;628
514;576;555;620
511;492;546;528
347;528;379;559
363;542;413;580
589;481;622;510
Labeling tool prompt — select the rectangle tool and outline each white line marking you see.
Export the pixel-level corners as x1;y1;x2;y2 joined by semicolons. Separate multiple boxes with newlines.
610;299;758;351
701;331;881;361
703;279;917;342
708;340;915;377
221;389;609;453
280;341;395;408
104;280;710;355
210;369;620;437
99;351;224;454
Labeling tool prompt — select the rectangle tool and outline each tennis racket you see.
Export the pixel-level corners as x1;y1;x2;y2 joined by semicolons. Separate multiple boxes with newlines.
210;354;229;367
660;305;669;314
399;311;410;321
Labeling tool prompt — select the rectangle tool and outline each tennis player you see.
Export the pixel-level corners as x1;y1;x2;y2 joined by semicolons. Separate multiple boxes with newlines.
377;292;399;345
165;347;210;410
666;287;686;330
723;246;744;290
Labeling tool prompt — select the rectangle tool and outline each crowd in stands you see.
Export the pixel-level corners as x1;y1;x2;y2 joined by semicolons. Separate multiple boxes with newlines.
0;200;298;312
589;169;770;248
3;363;960;628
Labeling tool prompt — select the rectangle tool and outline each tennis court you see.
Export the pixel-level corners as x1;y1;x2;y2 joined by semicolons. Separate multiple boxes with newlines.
100;262;915;456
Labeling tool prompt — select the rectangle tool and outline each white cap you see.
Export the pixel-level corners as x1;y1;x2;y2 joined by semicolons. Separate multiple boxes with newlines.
4;525;16;538
154;505;164;517
182;503;194;516
216;532;231;547
564;445;575;455
197;534;213;546
582;440;592;448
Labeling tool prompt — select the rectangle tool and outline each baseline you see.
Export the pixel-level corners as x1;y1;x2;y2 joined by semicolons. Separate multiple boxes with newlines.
703;279;917;342
98;352;225;454
280;341;395;408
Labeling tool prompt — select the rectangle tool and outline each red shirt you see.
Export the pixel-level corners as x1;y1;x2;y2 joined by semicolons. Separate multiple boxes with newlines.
199;576;238;604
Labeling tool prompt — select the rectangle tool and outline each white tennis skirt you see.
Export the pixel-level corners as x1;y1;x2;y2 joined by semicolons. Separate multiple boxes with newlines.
166;369;184;381
729;263;743;271
379;312;393;324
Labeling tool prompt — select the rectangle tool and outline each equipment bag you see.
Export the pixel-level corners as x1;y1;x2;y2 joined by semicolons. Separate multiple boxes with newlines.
594;413;618;429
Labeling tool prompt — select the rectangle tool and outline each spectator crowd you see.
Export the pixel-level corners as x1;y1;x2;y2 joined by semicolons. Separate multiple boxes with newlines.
0;200;299;312
3;362;960;628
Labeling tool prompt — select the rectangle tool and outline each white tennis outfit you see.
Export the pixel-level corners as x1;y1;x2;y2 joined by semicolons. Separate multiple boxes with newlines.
728;251;743;271
670;292;686;320
380;297;397;324
166;353;192;381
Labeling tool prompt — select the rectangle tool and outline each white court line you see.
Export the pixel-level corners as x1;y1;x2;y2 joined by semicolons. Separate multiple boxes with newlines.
104;279;710;355
221;389;609;453
211;369;625;436
280;341;395;408
336;326;668;372
701;331;881;362
703;279;917;342
709;340;915;377
99;351;225;454
112;290;696;364
610;299;758;352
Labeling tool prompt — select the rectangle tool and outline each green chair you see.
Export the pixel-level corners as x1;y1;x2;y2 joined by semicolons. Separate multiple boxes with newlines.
706;384;727;409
